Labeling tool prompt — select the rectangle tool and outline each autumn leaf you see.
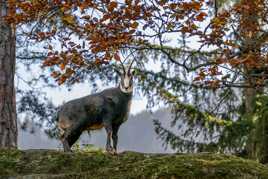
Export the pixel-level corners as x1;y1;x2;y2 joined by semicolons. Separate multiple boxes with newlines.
60;63;65;70
95;58;101;65
65;68;74;76
192;2;202;11
58;76;66;85
159;0;168;6
62;15;75;25
196;12;207;21
114;53;121;61
108;1;118;12
167;22;175;30
129;29;136;34
169;3;177;10
51;71;60;78
130;22;139;29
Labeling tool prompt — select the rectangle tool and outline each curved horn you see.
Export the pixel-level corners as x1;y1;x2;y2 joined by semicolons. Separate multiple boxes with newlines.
119;59;126;75
127;58;135;74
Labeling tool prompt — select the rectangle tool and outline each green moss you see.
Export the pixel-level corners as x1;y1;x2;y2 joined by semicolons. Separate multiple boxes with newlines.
0;149;268;179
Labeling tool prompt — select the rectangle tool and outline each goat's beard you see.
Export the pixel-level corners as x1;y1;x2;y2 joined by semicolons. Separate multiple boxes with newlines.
119;84;133;94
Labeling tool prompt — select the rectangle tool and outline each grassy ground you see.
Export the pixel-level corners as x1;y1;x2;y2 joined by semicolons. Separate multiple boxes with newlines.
0;149;268;179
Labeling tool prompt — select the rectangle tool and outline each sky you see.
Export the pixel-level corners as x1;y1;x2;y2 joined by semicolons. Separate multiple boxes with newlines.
16;62;149;114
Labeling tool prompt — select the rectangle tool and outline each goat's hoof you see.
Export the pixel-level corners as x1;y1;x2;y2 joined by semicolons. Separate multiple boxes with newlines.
111;151;117;155
106;149;117;155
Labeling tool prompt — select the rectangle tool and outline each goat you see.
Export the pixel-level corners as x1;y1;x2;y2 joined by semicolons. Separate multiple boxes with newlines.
56;60;135;154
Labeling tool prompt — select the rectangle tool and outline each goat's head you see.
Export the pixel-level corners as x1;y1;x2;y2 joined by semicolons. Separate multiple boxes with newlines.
116;59;135;93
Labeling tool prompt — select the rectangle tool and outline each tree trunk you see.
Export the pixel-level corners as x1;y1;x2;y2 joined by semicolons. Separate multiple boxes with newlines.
243;86;258;159
0;1;17;148
244;85;268;164
236;0;268;163
254;107;268;163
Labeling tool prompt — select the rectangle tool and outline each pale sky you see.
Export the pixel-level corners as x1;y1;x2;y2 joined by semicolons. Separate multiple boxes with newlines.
16;63;149;114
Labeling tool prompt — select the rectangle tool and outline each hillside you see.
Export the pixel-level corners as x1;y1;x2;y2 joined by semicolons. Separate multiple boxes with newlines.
1;149;268;179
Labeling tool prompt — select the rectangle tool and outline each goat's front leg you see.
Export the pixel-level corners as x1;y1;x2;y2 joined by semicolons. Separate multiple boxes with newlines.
62;139;71;152
112;124;120;154
104;124;115;154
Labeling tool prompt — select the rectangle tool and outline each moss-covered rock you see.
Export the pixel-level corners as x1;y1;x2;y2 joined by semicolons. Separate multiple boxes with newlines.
0;149;268;179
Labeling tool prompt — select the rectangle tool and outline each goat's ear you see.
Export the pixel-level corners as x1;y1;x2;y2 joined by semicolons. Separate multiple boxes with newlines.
112;64;122;75
119;68;126;75
130;69;136;76
114;68;121;75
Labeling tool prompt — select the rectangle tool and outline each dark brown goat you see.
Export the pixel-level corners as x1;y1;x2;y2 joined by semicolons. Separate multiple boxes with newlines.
56;62;135;154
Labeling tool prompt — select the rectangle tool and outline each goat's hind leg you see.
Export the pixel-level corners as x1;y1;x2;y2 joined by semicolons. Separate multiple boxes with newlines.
62;138;71;152
61;129;72;152
62;128;83;152
62;119;88;152
58;127;71;152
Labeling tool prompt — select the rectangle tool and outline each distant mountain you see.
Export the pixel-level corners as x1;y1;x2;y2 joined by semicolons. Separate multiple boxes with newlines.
18;108;175;153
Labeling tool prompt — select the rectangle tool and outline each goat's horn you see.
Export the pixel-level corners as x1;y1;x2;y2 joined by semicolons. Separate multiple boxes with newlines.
127;59;135;74
118;59;126;74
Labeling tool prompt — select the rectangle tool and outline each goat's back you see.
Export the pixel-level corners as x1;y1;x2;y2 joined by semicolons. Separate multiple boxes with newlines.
57;87;132;130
